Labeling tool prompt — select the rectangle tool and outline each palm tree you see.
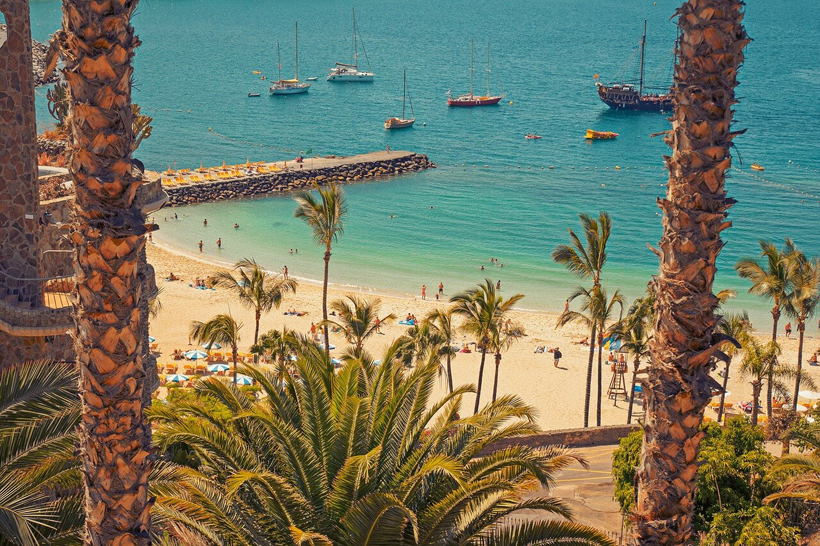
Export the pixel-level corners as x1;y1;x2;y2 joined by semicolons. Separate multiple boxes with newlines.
736;238;798;417
715;312;750;422
191;315;243;384
148;345;615;545
634;2;749;543
612;293;654;424
322;295;396;353
739;338;781;426
785;253;820;411
489;318;524;404
47;1;152;541
214;258;297;344
0;361;83;544
593;288;624;426
452;280;524;414
294;183;347;356
764;424;820;503
252;327;300;366
426;308;458;392
552;212;612;414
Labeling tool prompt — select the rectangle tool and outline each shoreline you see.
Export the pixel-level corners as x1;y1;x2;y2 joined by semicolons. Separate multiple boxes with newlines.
146;240;820;432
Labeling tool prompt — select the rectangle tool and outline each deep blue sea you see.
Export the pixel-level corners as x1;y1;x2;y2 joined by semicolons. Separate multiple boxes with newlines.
29;0;820;330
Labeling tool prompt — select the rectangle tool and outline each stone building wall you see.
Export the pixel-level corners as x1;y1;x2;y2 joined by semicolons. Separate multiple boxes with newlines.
0;330;74;365
0;0;41;302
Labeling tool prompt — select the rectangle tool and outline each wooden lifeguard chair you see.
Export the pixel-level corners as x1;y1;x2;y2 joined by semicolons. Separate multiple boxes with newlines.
608;360;628;402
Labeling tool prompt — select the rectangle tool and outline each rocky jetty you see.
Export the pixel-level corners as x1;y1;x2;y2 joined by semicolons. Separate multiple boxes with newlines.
165;152;435;206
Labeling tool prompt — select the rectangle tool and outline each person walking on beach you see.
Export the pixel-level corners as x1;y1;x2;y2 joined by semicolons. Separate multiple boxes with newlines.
198;240;203;252
438;282;444;296
375;316;382;334
310;322;317;340
785;322;792;339
553;347;562;368
386;144;390;154
421;285;427;300
564;299;569;313
283;265;288;279
217;238;222;249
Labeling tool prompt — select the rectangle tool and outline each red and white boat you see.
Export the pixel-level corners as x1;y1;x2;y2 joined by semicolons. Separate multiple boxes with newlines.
448;40;504;107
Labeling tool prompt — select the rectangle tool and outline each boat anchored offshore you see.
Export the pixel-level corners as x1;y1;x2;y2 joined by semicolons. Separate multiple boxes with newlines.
751;163;765;172
270;23;311;95
328;8;374;82
585;129;619;140
525;134;542;140
595;20;673;112
448;40;503;107
385;70;415;129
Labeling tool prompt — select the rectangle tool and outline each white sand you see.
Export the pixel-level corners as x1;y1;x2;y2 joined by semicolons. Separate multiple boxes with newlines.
147;242;820;431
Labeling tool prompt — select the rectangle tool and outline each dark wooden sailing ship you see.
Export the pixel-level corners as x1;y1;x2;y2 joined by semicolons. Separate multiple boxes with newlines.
596;20;673;112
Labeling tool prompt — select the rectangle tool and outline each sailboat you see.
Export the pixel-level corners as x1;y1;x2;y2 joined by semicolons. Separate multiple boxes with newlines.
595;20;673;112
270;22;311;95
385;70;415;129
327;8;374;82
448;40;503;107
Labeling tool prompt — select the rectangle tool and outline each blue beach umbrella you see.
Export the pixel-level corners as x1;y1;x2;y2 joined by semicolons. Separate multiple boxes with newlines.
331;358;342;367
186;350;208;360
234;374;253;386
600;337;622;352
207;363;230;373
201;341;222;350
167;374;189;383
319;342;336;350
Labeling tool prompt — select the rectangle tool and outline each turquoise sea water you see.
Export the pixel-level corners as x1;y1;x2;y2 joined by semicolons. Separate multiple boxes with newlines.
30;0;820;330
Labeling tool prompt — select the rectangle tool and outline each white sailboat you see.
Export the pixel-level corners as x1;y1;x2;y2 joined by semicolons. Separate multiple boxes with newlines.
327;8;374;82
385;70;415;129
270;22;311;95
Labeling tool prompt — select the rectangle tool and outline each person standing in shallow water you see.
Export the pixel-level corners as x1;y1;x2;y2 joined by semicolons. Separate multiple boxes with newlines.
217;238;221;249
421;285;426;300
496;280;501;290
198;240;203;252
438;282;444;296
203;218;207;227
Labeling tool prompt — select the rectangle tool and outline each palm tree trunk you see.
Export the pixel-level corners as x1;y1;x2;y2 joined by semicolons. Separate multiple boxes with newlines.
634;2;748;543
584;324;597;428
492;352;501;403
627;356;640;424
596;332;604;427
793;319;805;412
474;347;488;414
768;305;779;418
446;353;454;393
322;247;331;357
751;381;760;426
254;308;261;345
233;346;238;384
717;358;731;423
58;0;153;542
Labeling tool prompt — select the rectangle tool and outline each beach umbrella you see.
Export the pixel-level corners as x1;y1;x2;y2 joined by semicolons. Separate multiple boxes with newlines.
234;374;253;386
167;374;189;383
373;359;382;366
319;343;336;350
148;336;156;343
331;358;342;366
186;350;208;360
207;363;230;373
798;390;820;400
601;337;622;351
201;341;222;350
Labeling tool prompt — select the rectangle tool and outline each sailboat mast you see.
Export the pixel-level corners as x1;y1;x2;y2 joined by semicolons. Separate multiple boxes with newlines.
470;39;475;96
402;70;406;119
295;22;299;81
486;41;491;97
277;42;281;81
638;19;646;96
353;8;358;68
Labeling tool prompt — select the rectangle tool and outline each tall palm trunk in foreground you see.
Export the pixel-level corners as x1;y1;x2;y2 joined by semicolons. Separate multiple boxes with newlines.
51;0;153;542
635;1;748;543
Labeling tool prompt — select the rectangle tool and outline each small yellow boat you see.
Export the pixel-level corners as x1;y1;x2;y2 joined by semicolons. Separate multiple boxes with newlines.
751;163;765;172
252;70;262;74
585;129;619;140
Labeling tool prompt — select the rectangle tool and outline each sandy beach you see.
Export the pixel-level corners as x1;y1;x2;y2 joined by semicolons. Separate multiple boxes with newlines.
147;242;820;431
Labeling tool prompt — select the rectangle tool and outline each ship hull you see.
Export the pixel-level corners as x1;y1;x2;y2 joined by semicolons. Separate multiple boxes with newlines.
385;118;415;130
447;96;502;107
270;84;311;95
598;96;672;112
327;72;374;82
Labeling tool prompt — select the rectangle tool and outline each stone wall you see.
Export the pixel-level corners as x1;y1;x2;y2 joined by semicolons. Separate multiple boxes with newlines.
483;424;640;454
0;0;41;302
166;153;434;206
0;330;74;366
